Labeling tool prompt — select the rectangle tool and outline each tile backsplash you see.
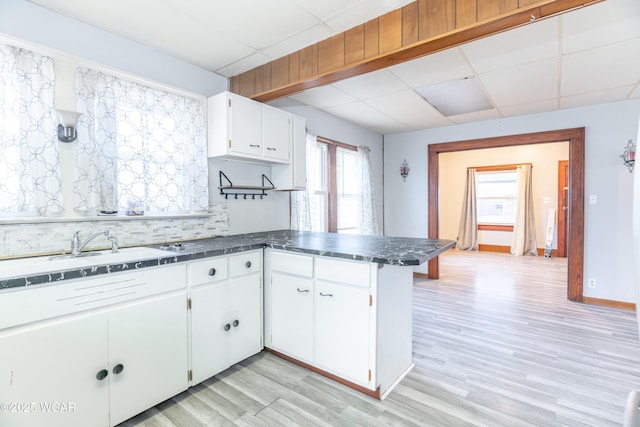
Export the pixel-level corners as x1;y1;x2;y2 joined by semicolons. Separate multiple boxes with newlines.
0;203;229;259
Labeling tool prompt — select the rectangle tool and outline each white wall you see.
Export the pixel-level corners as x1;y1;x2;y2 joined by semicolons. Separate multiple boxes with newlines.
439;143;569;248
271;101;385;233
385;99;640;303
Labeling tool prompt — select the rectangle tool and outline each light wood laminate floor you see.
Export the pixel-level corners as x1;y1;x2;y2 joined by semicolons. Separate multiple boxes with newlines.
120;251;640;427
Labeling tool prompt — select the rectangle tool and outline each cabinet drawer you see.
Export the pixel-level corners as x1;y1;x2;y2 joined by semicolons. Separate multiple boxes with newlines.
229;250;261;277
188;257;228;286
270;251;313;277
315;257;370;288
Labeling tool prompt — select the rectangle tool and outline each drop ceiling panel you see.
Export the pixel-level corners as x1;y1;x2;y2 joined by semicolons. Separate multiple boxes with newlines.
292;0;364;21
561;38;640;96
447;109;501;124
480;58;558;107
460;18;559;74
324;101;411;133
290;85;357;108
333;70;409;100
389;49;473;89
560;86;636;109
499;99;559;118
216;52;272;78
562;0;640;54
365;90;452;129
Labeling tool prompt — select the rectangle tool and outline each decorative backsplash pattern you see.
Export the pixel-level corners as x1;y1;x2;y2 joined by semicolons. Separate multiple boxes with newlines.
0;203;229;259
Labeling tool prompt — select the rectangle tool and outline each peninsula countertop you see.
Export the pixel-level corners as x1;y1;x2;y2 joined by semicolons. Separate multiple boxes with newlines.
0;230;455;290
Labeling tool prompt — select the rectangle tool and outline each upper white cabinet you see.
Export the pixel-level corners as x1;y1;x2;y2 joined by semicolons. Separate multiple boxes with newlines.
271;115;306;190
208;91;303;166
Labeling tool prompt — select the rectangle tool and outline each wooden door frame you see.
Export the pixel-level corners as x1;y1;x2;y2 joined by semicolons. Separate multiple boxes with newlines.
557;160;569;257
427;128;585;302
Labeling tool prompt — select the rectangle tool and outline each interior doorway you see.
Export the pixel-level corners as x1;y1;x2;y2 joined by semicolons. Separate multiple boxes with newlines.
427;128;585;302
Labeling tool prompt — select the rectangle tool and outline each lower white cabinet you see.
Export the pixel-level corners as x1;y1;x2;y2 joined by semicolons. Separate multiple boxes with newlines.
314;280;371;386
270;272;314;363
265;248;415;399
0;265;189;427
189;250;263;385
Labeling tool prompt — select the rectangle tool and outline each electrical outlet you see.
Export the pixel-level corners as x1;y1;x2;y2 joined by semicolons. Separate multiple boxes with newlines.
588;278;596;288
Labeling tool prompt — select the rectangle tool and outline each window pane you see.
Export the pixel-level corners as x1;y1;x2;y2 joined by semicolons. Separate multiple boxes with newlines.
337;147;359;233
477;170;517;224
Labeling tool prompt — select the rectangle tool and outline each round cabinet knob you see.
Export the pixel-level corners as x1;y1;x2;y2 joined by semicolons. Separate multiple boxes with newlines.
224;323;231;332
208;268;216;276
96;369;108;381
245;261;252;268
232;319;239;328
112;363;124;375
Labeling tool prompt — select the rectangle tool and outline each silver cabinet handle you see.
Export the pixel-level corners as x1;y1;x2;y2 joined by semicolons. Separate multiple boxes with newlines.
319;292;333;297
296;288;309;293
245;260;252;268
266;147;276;151
249;144;260;148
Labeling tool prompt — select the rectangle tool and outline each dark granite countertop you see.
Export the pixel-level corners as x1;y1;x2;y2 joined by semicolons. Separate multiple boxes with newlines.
0;230;454;291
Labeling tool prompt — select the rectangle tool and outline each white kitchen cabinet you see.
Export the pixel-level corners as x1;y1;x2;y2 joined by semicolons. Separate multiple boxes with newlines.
314;280;371;386
270;272;314;363
208;91;294;165
0;265;189;427
188;251;262;386
271;115;306;190
262;106;291;162
0;312;108;427
264;248;415;399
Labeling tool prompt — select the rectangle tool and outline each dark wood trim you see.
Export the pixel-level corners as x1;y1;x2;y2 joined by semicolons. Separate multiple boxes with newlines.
557;160;569;257
413;272;430;279
582;297;636;311
428;128;585;302
317;136;357;151
267;348;381;400
232;0;603;102
471;163;530;172
478;244;511;253
478;224;513;231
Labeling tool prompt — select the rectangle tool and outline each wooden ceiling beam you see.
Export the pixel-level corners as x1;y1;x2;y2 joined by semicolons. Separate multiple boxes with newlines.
230;0;602;103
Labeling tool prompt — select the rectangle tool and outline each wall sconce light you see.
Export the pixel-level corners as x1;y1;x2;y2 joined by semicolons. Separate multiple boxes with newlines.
400;159;410;181
56;109;83;143
621;139;636;173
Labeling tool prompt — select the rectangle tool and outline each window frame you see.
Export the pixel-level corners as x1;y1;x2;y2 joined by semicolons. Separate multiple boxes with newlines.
474;163;528;232
316;136;357;234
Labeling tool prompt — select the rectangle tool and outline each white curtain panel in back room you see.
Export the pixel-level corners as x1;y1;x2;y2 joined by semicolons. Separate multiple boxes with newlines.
511;164;537;256
0;43;62;216
456;168;478;251
356;145;380;236
74;67;208;214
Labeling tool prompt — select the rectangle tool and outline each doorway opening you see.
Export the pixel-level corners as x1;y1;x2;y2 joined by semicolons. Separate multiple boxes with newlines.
427;128;585;302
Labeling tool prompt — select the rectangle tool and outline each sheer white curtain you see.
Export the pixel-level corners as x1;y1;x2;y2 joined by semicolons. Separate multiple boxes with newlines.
456;168;478;250
0;43;62;215
356;145;380;235
291;132;317;230
511;164;537;256
75;67;208;214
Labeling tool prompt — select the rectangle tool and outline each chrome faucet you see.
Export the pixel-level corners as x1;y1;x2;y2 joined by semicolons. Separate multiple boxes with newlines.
70;230;115;256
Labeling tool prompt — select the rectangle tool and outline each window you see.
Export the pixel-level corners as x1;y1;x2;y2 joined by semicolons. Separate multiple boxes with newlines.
0;43;62;216
476;168;518;226
308;142;328;232
336;147;359;234
74;67;208;215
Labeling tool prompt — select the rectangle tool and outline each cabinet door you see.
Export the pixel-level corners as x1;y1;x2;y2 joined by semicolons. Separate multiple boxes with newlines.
228;93;263;157
190;282;229;384
292;116;306;189
262;106;291;162
108;292;188;426
314;280;371;386
0;313;109;427
227;273;262;365
270;272;314;363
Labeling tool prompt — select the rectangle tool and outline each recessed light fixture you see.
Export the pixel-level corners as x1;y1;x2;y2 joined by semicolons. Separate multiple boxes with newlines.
415;76;494;117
